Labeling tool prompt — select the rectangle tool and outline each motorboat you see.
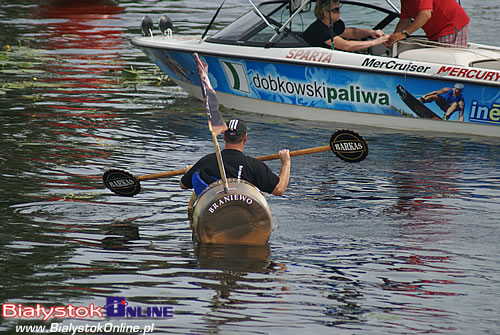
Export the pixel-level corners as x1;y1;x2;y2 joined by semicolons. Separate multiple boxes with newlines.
131;0;500;138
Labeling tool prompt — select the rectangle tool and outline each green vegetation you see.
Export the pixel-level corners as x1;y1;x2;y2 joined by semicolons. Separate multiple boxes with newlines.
0;40;176;97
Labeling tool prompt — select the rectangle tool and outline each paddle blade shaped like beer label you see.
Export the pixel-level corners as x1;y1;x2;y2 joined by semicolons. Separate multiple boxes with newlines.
103;169;141;196
329;129;368;163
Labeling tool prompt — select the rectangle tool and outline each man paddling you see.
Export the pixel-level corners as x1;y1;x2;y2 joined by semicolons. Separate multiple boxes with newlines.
180;119;291;196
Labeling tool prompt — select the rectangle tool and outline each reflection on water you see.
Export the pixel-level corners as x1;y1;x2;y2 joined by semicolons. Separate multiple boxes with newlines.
1;0;500;334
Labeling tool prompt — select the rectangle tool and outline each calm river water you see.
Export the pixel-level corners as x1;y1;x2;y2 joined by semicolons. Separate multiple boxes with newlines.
1;1;499;334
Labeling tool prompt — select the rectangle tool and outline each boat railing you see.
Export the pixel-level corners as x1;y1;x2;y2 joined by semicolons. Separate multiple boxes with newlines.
384;0;400;15
266;0;311;47
249;0;279;34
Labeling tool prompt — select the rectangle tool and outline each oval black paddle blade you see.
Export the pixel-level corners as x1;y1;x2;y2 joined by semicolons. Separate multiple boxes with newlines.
103;169;141;196
329;129;369;163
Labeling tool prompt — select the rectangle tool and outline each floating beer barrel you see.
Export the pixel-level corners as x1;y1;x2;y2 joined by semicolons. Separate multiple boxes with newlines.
190;178;272;245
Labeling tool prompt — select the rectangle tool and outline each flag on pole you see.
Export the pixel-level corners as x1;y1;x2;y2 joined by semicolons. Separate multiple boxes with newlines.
194;53;228;136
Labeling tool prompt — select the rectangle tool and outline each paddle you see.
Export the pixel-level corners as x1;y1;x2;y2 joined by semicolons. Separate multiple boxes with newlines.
102;129;368;196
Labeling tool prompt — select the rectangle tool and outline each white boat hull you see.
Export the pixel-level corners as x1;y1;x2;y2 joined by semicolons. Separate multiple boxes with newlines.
132;0;500;138
177;80;499;138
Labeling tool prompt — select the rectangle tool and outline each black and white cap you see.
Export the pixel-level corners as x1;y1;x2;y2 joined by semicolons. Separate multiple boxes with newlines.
224;119;247;139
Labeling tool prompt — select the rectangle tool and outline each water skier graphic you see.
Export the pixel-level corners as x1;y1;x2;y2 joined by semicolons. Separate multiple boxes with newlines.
419;83;466;121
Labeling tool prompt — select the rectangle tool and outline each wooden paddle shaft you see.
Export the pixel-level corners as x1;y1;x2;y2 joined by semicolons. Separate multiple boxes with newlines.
136;144;331;181
137;168;186;181
256;145;330;161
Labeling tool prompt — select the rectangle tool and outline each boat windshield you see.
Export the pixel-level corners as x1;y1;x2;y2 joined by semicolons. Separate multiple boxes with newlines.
206;0;399;48
207;1;305;47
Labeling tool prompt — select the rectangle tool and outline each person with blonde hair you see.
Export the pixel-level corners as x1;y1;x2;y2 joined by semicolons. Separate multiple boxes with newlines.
303;0;389;52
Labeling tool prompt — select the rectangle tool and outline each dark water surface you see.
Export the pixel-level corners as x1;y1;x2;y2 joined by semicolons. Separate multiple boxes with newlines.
1;1;499;334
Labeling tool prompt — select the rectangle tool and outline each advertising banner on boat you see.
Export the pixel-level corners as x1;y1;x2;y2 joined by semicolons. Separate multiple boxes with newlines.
149;49;500;128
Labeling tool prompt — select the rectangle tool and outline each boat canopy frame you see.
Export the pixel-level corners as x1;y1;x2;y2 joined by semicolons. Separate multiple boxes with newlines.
205;0;401;48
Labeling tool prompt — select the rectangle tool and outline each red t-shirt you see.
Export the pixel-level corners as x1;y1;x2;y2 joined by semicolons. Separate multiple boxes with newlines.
401;0;470;40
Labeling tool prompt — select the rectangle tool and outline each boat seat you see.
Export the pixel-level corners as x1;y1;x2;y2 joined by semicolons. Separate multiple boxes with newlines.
192;171;222;196
398;47;500;68
192;171;209;196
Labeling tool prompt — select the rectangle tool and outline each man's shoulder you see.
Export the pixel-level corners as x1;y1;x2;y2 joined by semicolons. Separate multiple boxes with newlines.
196;152;217;166
199;152;216;160
223;149;264;165
304;19;324;34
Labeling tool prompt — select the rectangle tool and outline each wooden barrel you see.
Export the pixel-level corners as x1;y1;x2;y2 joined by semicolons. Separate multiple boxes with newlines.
190;178;272;245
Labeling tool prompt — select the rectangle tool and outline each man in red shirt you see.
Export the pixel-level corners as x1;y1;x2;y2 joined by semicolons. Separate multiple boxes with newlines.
385;0;470;48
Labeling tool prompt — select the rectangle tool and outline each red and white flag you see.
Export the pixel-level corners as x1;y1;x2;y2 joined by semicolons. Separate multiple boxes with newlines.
194;53;228;136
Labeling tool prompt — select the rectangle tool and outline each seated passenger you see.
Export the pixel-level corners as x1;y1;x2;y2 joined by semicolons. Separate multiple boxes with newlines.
303;0;389;52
